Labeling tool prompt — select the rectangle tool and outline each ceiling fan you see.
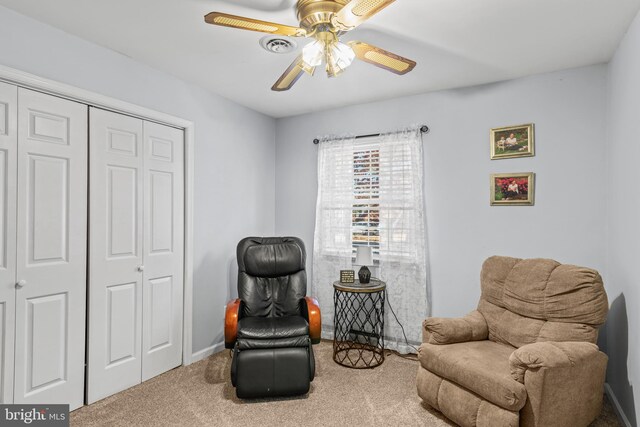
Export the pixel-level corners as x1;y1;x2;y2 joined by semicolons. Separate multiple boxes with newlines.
204;0;417;91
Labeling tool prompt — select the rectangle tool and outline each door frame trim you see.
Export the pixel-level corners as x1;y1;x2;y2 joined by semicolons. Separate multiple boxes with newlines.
0;64;195;366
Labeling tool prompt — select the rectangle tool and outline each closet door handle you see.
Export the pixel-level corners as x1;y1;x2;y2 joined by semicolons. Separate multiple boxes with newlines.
137;265;145;272
16;279;27;289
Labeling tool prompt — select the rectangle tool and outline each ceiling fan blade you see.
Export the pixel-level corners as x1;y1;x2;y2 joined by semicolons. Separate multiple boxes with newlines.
349;41;416;75
204;12;307;37
272;55;313;92
332;0;396;31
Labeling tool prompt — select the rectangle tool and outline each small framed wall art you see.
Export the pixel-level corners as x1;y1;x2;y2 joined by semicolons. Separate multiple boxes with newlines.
490;172;535;206
490;123;535;160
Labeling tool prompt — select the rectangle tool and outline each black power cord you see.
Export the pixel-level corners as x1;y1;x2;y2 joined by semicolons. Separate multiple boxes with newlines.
385;294;420;360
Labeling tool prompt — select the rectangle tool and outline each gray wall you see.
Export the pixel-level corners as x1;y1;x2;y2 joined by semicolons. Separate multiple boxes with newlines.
605;8;640;426
275;64;608;321
0;6;276;355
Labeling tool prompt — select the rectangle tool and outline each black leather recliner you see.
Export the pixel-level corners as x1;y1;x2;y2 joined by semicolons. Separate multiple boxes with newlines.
225;237;321;398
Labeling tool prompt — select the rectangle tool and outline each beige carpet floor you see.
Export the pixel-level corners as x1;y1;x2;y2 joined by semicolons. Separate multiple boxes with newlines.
71;341;621;426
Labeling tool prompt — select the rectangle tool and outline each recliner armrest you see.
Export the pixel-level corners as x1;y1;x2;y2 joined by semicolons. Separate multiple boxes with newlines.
508;341;608;427
302;296;322;344
509;341;602;383
225;299;243;349
422;310;488;345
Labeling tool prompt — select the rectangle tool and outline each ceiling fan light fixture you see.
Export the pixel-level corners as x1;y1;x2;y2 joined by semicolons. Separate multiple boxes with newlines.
331;41;356;69
325;41;355;77
302;39;325;67
325;59;343;78
302;38;355;78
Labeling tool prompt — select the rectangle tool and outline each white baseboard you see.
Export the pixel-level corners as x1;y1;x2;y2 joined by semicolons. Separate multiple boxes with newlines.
604;383;633;427
191;341;225;363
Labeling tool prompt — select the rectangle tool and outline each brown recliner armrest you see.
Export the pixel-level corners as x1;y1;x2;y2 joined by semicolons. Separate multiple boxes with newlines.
509;341;608;427
509;341;602;383
302;296;322;344
422;310;488;344
225;299;242;349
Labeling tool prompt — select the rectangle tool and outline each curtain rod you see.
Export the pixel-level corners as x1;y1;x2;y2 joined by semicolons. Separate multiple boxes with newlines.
313;125;429;145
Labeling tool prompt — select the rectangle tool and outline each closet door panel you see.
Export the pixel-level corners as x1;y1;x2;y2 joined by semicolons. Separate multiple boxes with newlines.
0;82;17;404
14;89;87;410
87;108;144;404
141;122;183;381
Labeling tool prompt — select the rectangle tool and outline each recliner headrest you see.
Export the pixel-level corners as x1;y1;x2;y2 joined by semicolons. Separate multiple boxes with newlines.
237;237;306;278
480;256;608;325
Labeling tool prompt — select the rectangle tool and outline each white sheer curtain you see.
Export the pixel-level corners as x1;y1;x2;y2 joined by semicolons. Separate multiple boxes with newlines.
312;128;429;354
312;134;357;339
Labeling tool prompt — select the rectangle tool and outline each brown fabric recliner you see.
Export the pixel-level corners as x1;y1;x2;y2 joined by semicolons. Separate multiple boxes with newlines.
416;256;609;427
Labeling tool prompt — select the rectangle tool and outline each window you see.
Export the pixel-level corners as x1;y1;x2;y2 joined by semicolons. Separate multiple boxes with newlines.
316;135;419;261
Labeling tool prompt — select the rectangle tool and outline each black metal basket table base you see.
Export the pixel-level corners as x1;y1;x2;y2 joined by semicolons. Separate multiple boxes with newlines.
332;279;386;369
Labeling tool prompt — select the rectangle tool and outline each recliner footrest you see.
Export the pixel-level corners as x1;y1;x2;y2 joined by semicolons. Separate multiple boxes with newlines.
235;347;311;398
417;367;519;427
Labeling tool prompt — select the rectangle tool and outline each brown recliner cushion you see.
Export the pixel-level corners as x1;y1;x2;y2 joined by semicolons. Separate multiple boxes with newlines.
478;256;608;347
418;340;527;411
478;300;600;348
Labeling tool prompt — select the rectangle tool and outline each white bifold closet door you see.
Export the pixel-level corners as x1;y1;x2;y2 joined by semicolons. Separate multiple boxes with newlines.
14;88;88;410
0;82;17;405
87;108;184;403
140;120;184;382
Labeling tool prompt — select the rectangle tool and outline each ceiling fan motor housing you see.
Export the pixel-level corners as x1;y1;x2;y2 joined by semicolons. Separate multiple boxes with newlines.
296;0;349;31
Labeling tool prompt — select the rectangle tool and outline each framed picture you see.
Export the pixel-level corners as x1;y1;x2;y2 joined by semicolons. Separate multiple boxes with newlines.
490;172;535;206
490;123;535;159
340;270;355;283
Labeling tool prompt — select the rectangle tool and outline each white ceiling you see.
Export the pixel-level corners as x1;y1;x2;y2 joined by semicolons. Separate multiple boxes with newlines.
2;0;639;118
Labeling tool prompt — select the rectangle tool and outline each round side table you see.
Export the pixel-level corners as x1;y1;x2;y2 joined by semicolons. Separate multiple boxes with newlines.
332;279;386;369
